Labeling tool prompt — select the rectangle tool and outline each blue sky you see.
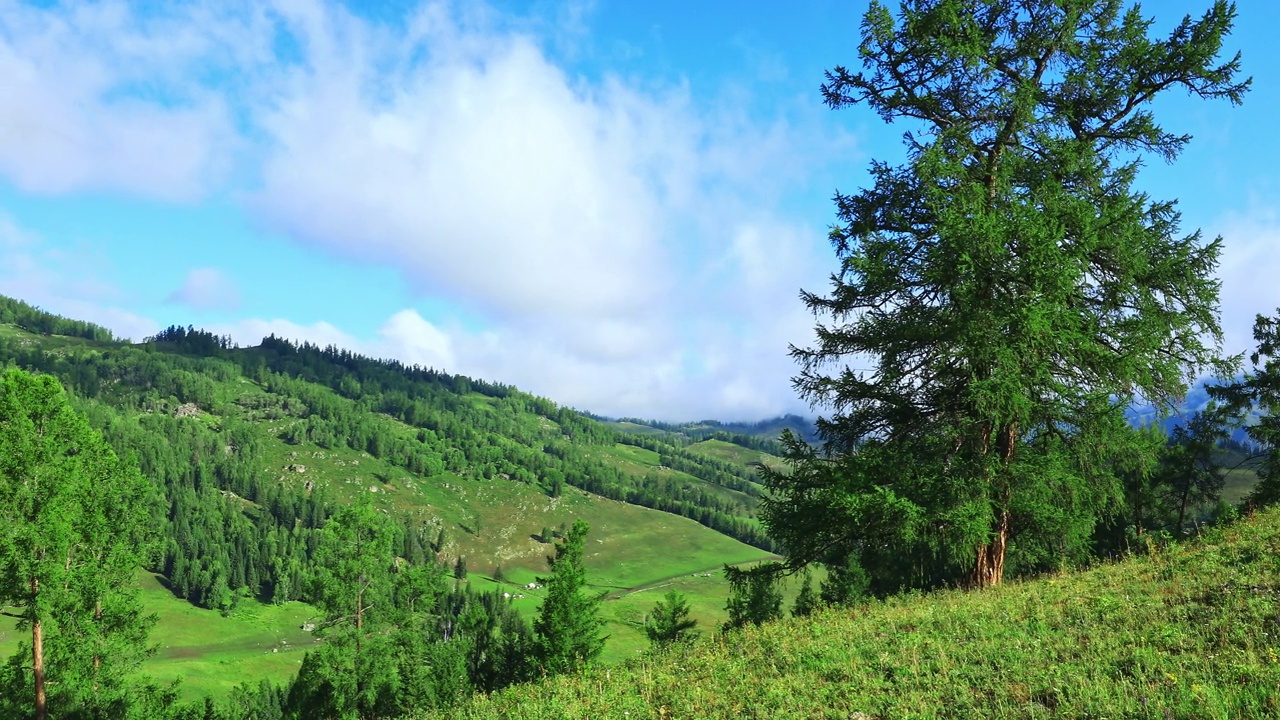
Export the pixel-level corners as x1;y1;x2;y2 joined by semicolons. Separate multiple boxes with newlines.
0;0;1277;422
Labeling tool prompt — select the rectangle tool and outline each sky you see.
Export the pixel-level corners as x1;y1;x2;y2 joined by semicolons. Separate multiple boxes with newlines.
1;0;1278;423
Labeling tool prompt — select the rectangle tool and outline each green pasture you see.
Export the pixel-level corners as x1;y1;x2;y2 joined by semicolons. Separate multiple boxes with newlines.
1;573;317;702
687;438;781;473
586;443;760;508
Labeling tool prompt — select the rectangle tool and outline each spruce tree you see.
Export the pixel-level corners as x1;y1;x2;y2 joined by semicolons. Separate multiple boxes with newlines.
644;590;698;646
290;498;399;720
762;0;1248;591
533;520;604;675
722;564;783;631
1211;311;1280;508
792;571;819;618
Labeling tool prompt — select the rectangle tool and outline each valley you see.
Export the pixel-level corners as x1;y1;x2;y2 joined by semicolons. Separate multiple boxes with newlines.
0;296;795;702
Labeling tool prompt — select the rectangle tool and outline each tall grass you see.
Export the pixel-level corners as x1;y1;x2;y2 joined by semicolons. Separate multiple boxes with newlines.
422;510;1280;719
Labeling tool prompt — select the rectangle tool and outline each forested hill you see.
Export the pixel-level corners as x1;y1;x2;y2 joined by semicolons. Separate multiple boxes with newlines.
599;414;820;448
0;294;779;612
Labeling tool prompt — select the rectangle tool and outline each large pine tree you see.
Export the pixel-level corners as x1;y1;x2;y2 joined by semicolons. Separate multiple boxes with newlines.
289;498;400;720
762;0;1248;591
0;369;158;720
533;520;604;675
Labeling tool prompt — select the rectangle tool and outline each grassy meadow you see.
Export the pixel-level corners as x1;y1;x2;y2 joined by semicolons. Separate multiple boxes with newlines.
422;508;1280;719
1;573;314;701
0;512;773;700
687;438;783;473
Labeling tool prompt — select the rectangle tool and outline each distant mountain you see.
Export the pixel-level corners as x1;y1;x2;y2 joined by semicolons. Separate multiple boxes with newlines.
596;413;820;448
1125;377;1261;444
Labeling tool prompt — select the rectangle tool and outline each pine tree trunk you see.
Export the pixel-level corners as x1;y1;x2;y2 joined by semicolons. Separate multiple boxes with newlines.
1177;488;1190;535
973;510;1010;589
973;422;1016;589
33;578;46;720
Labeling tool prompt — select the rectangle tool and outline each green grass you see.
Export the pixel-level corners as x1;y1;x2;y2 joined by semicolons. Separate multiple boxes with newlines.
460;492;774;663
0;338;779;699
0;573;317;702
1223;467;1261;506
605;421;676;438
137;574;317;700
1;498;773;699
687;438;782;473
586;443;760;509
422;509;1280;719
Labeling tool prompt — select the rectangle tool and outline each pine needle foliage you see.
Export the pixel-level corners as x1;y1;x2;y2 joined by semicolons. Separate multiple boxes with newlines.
533;520;605;676
0;369;159;720
644;591;698;646
762;0;1250;591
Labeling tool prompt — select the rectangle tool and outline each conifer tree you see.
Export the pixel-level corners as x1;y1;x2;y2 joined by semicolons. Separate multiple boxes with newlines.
644;590;698;646
0;369;158;720
763;0;1249;590
289;498;399;720
1211;311;1280;508
792;571;819;618
722;564;783;631
533;520;604;675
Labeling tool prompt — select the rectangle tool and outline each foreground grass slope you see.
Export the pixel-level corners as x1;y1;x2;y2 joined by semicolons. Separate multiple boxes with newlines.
427;510;1280;719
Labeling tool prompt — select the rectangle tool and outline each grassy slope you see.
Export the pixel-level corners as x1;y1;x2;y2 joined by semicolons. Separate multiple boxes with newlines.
0;323;778;688
460;486;773;661
1223;467;1261;506
687;438;783;474
0;439;774;684
584;443;759;509
0;573;314;701
137;573;316;700
256;433;775;663
425;509;1280;720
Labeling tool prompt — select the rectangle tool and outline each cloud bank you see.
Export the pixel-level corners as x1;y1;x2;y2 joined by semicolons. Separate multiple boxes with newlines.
0;0;849;420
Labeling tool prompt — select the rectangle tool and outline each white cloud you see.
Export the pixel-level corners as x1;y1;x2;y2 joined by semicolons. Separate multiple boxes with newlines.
168;267;242;311
212;317;357;352
378;309;455;370
252;24;671;323
0;0;249;200
1214;206;1280;357
239;1;841;419
0;0;850;421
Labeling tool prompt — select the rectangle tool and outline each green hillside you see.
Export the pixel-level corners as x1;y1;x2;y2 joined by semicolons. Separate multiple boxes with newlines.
0;295;783;699
425;509;1280;719
687;438;783;474
605;414;819;446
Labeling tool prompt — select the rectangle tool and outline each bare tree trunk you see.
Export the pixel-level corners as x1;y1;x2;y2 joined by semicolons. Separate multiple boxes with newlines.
356;585;364;720
33;578;46;720
1177;488;1190;536
973;423;1016;589
973;510;1010;589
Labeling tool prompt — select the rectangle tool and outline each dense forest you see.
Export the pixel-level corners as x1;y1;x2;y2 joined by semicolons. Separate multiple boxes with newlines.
0;294;776;621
